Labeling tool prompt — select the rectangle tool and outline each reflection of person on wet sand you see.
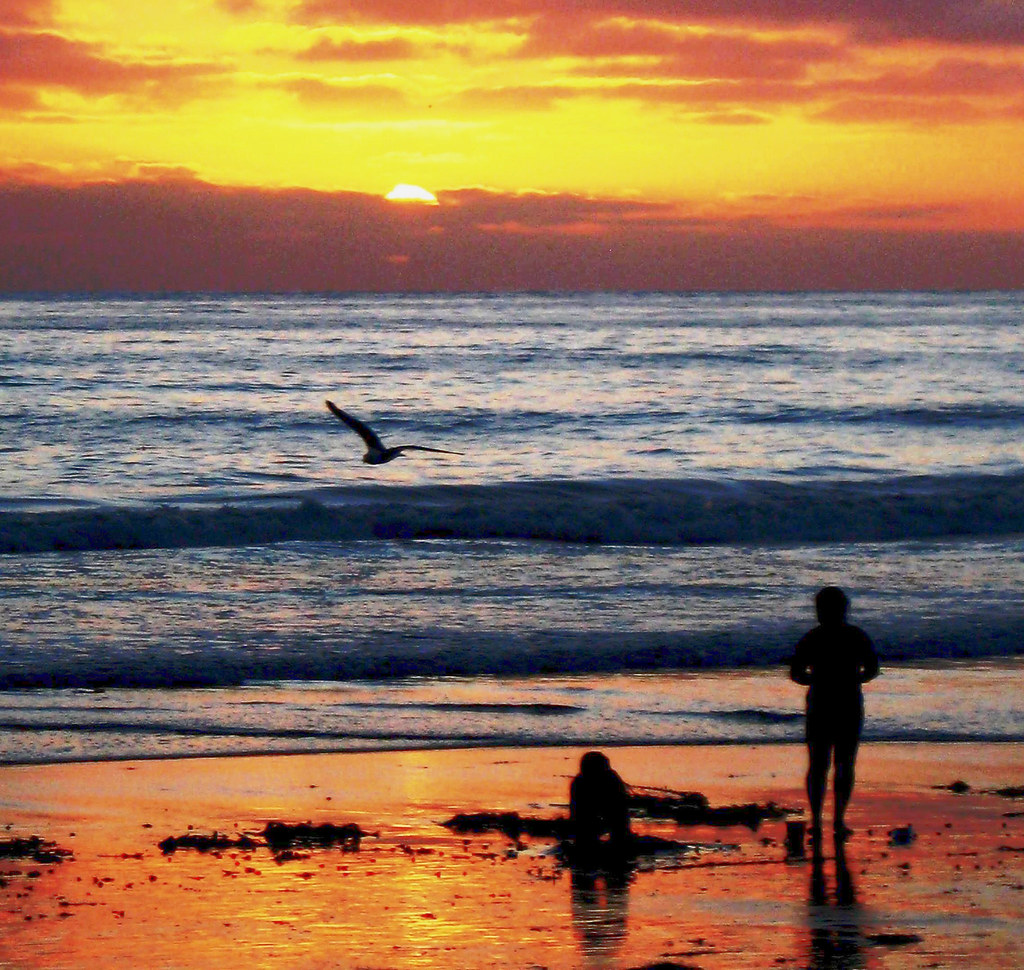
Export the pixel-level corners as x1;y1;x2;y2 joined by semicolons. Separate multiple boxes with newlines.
808;840;863;969
567;751;632;966
790;586;879;846
570;866;629;965
569;751;631;866
811;836;856;907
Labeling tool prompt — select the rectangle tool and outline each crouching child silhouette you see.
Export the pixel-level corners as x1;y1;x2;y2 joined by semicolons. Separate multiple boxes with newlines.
790;586;879;847
568;751;632;868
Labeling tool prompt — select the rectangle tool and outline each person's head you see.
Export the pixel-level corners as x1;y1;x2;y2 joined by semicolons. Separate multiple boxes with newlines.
815;586;849;625
579;751;611;776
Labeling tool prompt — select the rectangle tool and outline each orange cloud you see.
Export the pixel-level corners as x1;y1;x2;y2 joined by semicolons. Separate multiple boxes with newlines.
289;0;518;27
454;44;1024;127
292;29;478;62
525;21;846;82
443;187;668;227
295;33;424;61
697;110;771;125
499;77;818;108
477;219;608;237
0;28;226;100
3;0;1022;267
0;84;42;112
452;75;830;118
826;58;1024;99
824;201;967;226
0;0;55;27
813;98;990;126
5;4;1020;133
796;57;1024;125
215;0;262;14
285;0;1024;46
2;175;1022;293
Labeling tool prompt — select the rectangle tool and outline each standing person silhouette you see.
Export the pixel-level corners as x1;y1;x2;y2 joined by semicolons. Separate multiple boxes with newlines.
790;586;879;845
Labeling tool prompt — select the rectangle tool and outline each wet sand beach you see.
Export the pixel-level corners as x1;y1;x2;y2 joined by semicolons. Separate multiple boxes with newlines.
2;742;1023;969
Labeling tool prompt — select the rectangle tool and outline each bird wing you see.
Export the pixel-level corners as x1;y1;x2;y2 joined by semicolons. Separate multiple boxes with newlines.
394;445;463;456
325;400;385;450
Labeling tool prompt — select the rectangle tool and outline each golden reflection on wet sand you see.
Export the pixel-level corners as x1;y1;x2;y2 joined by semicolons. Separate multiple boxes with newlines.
2;743;1023;969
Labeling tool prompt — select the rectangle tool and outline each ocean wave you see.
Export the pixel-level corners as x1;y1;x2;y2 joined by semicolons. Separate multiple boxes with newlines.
650;708;806;725
0;718;503;745
2;615;1022;691
741;402;1024;427
3;472;1024;556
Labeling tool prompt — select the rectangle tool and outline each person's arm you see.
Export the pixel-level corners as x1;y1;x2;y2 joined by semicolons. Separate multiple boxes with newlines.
858;631;879;683
789;634;814;685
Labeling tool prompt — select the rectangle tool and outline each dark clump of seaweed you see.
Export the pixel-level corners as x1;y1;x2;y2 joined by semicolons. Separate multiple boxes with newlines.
440;812;701;864
931;781;1024;799
442;786;796;843
157;821;373;856
261;821;369;853
0;835;73;865
441;812;570;840
628;786;796;831
158;832;259;854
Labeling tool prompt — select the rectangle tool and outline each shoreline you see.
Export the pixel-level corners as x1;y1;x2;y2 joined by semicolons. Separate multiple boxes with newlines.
4;657;1023;767
3;741;1024;968
3;732;1024;770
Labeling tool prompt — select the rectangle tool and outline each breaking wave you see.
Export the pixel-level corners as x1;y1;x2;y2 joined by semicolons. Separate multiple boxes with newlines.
3;471;1024;555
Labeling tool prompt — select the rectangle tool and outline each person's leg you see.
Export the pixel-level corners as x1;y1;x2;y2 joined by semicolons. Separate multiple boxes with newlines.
833;719;861;839
806;736;831;841
833;752;857;837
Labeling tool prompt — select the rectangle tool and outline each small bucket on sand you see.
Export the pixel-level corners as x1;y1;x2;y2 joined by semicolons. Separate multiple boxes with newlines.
785;820;806;856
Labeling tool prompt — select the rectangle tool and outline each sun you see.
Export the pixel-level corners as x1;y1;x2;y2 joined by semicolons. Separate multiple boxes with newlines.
385;183;439;205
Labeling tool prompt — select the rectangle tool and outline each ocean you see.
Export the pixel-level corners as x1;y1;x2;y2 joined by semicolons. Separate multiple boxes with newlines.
1;291;1023;764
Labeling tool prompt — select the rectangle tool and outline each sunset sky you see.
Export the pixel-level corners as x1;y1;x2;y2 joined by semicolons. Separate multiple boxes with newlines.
3;0;1024;291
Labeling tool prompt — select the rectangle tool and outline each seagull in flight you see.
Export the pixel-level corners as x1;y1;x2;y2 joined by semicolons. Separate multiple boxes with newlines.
325;400;462;465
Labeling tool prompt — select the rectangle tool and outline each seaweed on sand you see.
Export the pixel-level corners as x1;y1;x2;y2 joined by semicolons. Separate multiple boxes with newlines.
627;786;797;831
261;821;368;852
158;821;372;856
442;787;796;844
441;812;708;866
158;832;260;854
0;835;73;864
441;812;570;841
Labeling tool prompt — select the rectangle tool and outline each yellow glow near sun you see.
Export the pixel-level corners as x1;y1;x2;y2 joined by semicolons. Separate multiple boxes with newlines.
6;0;1024;236
385;183;439;204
